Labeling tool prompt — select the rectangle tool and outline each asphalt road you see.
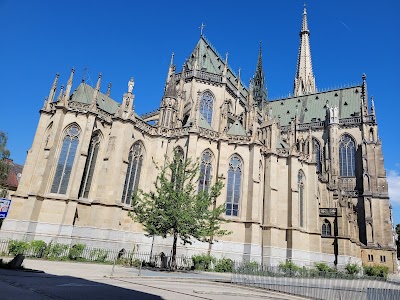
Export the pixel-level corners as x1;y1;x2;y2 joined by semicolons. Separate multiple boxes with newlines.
0;259;306;300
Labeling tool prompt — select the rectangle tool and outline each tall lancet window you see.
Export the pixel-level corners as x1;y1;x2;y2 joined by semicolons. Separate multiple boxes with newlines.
198;150;213;193
313;139;322;173
78;132;101;198
298;170;305;227
226;155;242;217
51;125;80;194
121;142;144;205
200;91;213;125
339;134;356;177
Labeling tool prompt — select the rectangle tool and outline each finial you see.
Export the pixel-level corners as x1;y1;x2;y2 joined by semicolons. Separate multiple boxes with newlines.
225;52;229;64
106;82;112;97
128;77;135;93
170;52;174;66
303;2;307;14
199;22;205;36
362;73;367;81
57;85;64;102
82;67;88;83
95;73;102;90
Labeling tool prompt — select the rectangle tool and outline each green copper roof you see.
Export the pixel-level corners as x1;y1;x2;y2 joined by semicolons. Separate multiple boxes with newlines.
198;114;213;130
70;83;120;115
227;120;248;136
269;86;362;126
185;36;248;98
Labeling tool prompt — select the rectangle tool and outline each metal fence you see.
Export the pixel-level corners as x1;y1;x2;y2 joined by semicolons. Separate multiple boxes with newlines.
0;239;193;270
231;263;400;300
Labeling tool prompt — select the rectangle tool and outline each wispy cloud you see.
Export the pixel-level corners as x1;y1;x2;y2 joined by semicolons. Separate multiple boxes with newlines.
388;170;400;205
339;20;352;32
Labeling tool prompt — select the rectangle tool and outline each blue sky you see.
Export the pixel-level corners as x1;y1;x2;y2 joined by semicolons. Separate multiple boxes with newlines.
1;1;399;224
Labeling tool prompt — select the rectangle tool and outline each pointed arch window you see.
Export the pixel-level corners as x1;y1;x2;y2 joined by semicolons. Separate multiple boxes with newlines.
339;134;356;177
51;125;80;194
200;91;213;125
78;132;101;198
198;150;213;193
322;219;331;236
121;142;144;205
313;139;322;173
226;155;242;217
298;170;305;227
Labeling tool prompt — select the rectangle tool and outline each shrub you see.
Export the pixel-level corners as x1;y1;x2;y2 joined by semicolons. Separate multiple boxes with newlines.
278;260;301;275
214;258;233;273
8;240;29;256
192;254;216;271
89;249;108;262
237;261;259;273
363;265;389;278
314;262;335;273
29;240;47;257
45;243;69;260
68;244;86;260
345;263;361;275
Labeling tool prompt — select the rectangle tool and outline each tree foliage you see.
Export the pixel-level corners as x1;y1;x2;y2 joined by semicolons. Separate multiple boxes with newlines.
130;151;231;270
0;131;10;197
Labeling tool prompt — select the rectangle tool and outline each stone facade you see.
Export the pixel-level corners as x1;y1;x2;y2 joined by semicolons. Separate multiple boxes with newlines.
1;7;396;271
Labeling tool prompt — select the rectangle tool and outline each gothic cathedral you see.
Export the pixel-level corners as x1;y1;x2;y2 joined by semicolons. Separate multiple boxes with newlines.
2;7;396;271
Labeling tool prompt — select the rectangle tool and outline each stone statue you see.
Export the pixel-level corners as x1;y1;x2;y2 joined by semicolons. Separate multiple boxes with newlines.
128;77;134;93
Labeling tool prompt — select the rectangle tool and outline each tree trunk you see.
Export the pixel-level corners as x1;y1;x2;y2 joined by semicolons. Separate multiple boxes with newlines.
171;232;178;271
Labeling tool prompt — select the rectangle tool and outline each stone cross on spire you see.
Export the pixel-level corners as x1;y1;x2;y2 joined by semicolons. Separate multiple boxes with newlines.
293;4;316;96
199;22;205;36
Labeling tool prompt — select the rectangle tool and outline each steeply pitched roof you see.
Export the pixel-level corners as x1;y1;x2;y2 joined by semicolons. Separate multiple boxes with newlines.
227;120;247;136
269;86;362;126
69;83;120;115
185;36;248;99
3;159;23;190
198;114;213;130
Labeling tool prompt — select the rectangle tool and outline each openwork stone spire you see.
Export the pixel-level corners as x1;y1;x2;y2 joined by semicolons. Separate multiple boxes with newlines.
251;42;267;105
293;5;316;96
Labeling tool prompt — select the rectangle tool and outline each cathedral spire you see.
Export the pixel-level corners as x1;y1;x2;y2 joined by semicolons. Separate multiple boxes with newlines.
293;5;316;96
164;67;177;99
251;42;267;106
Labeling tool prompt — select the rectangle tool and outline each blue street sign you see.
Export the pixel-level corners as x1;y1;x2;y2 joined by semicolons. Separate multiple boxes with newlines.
0;198;11;219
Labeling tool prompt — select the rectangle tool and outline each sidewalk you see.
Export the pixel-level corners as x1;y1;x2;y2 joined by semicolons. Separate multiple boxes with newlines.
19;258;231;281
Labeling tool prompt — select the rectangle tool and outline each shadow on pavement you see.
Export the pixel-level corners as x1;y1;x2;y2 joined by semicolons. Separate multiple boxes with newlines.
0;268;163;300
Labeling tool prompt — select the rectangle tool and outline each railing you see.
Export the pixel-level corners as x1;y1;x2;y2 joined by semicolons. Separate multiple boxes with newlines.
231;263;400;300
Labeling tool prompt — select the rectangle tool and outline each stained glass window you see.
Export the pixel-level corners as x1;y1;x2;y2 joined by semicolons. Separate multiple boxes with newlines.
200;91;213;125
226;155;242;217
121;142;144;205
78;132;101;198
198;150;213;193
339;134;356;177
51;125;80;194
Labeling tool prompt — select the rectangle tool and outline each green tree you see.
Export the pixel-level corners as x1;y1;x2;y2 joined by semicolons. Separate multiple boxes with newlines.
0;131;11;198
131;151;230;270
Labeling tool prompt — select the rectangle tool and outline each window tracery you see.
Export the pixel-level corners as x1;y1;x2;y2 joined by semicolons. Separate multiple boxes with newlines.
121;142;144;205
226;155;242;217
198;150;213;193
199;91;213;125
339;134;356;177
51;125;80;194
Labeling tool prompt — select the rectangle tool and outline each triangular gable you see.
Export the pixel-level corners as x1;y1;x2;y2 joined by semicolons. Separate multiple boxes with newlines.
227;120;247;136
